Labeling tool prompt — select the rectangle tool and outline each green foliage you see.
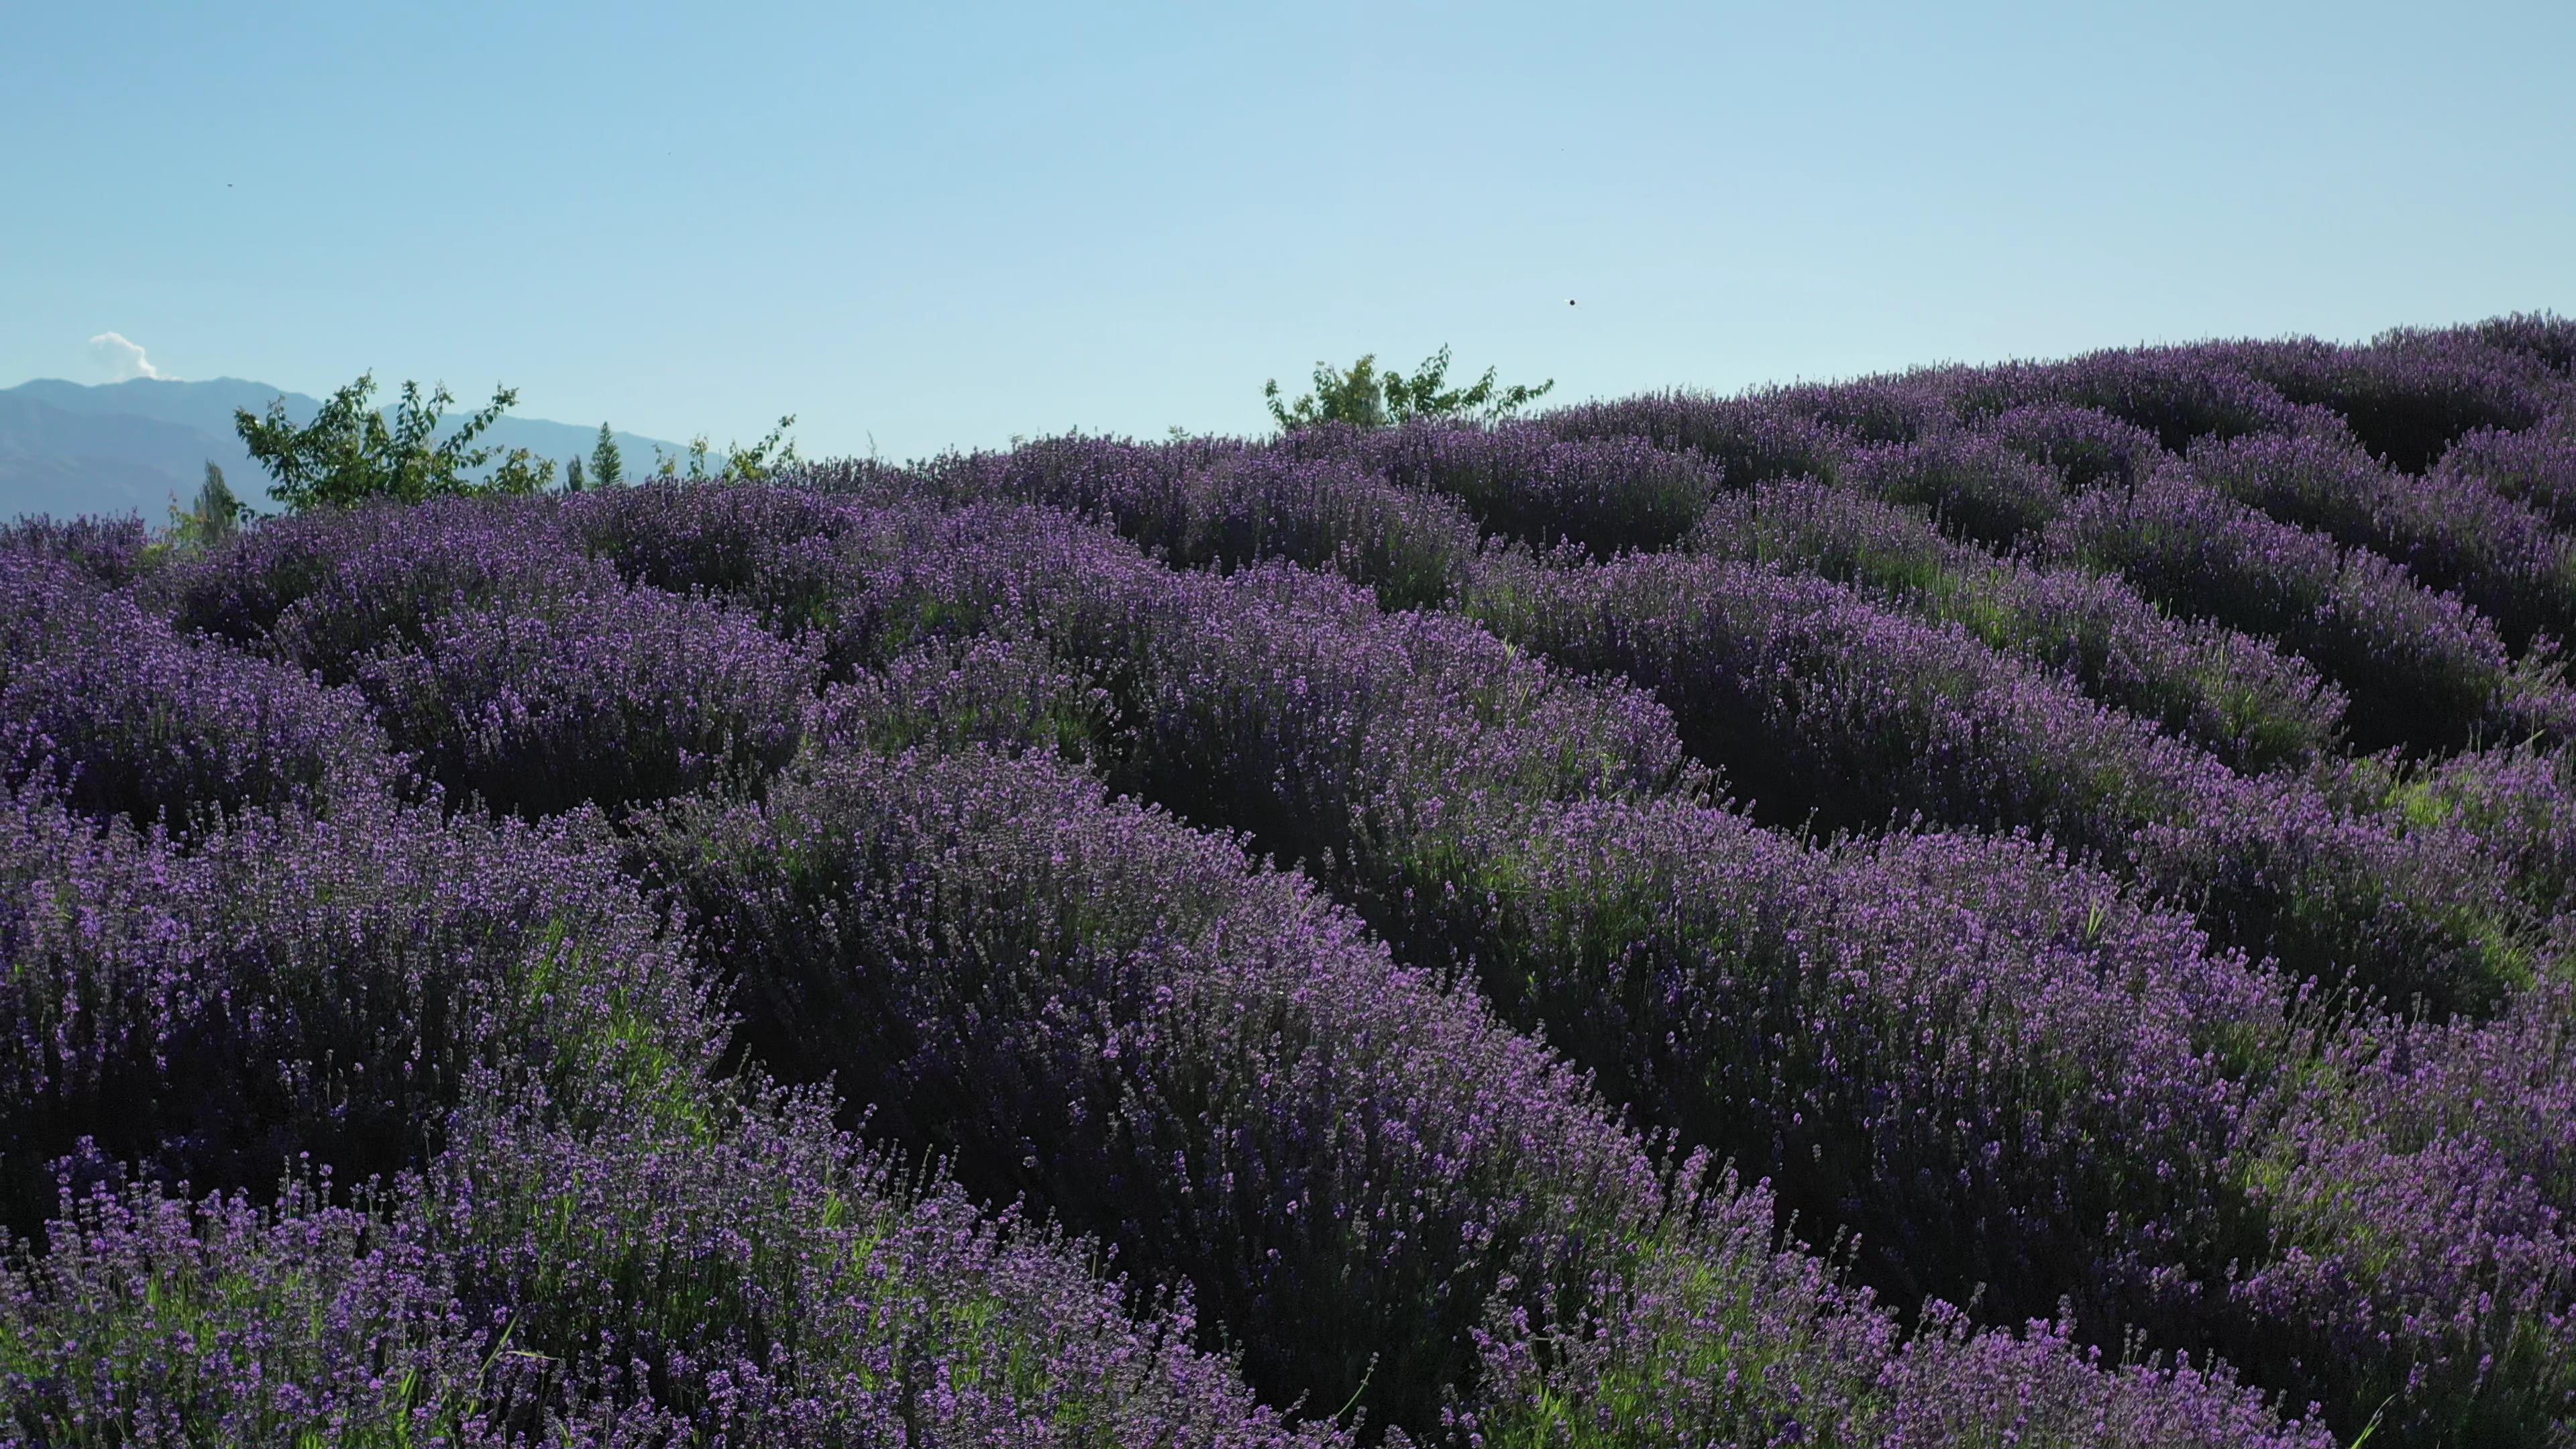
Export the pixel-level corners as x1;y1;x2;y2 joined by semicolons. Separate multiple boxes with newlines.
166;461;247;551
1265;345;1554;432
589;422;625;489
234;373;555;515
653;415;802;484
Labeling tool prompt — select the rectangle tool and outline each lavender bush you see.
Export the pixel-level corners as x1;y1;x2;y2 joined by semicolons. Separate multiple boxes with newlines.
1690;480;2347;771
2437;421;2576;532
0;785;716;1237
2186;429;2576;651
1839;430;2068;547
1544;391;1854;488
1978;401;2165;491
1353;421;1724;557
1;553;393;831
2219;332;2553;473
356;582;820;818
1950;350;2308;453
631;744;1684;1438
0;513;152;589
2043;468;2514;752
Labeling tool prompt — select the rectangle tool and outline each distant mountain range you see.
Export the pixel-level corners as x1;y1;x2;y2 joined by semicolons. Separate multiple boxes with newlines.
0;377;683;523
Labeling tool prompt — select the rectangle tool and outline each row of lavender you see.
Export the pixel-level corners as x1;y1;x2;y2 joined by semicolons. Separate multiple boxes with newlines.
5;494;2363;1447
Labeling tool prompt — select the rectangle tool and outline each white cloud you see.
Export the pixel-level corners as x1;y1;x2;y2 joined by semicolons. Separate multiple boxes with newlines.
87;332;168;382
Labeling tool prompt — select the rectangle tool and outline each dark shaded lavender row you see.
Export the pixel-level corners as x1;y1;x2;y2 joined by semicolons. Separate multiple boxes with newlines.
2186;429;2576;653
1938;331;2555;472
1528;327;2576;759
2212;331;2559;474
2438;418;2576;531
1689;479;2347;772
2039;468;2530;753
1466;545;2532;1017
617;486;2538;1439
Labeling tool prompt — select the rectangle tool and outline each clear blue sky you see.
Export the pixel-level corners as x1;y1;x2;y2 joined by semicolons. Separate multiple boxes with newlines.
5;1;2569;462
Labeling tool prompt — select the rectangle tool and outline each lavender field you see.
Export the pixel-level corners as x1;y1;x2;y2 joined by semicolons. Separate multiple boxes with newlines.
9;317;2576;1446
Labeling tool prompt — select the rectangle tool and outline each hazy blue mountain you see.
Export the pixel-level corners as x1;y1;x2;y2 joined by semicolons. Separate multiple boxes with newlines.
0;377;684;523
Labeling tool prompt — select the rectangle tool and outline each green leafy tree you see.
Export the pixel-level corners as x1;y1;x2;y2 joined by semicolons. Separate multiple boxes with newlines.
653;415;800;484
589;423;625;488
1264;345;1554;432
564;455;586;493
167;460;246;550
234;372;555;514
